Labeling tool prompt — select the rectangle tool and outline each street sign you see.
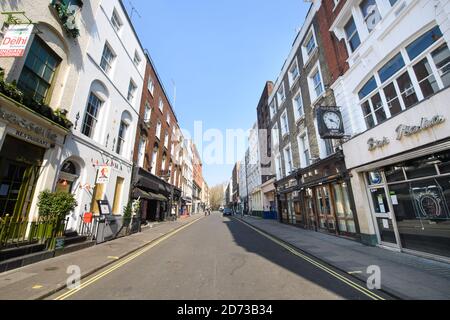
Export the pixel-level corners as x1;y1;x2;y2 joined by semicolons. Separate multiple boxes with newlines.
0;24;33;57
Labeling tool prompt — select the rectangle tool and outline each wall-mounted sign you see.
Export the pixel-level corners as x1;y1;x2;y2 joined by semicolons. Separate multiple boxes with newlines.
0;24;34;57
96;166;111;184
97;200;111;215
368;115;445;151
396;116;445;140
0;108;58;142
317;106;345;139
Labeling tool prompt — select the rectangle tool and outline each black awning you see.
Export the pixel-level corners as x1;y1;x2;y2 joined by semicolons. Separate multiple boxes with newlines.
133;188;168;201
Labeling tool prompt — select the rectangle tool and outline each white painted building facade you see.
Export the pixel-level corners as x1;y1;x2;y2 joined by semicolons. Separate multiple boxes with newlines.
329;0;450;258
61;0;145;230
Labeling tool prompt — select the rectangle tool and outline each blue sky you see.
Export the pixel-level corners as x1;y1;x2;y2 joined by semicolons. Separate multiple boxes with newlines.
124;0;310;186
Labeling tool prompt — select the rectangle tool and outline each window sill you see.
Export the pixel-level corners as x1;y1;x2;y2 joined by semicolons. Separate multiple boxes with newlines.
289;77;300;91
295;115;306;125
303;47;319;70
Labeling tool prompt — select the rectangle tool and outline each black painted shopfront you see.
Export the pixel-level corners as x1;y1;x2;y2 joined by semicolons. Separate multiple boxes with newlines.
132;167;181;222
276;151;360;239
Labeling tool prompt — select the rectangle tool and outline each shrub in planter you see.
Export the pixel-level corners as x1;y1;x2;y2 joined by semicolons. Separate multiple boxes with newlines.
37;190;78;220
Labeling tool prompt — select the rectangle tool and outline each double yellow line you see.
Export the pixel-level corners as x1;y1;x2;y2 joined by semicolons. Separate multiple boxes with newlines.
53;217;204;300
235;218;386;301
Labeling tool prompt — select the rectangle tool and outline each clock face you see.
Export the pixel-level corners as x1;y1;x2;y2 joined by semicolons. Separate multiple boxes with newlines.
323;111;341;130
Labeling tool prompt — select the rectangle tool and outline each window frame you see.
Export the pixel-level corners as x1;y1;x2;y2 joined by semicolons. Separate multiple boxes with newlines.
81;92;103;139
100;43;116;74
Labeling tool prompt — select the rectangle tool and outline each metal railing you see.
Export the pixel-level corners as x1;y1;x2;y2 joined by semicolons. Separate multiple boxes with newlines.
0;214;67;250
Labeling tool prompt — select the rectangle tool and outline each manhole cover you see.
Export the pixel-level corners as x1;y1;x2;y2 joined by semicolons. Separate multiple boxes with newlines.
44;267;59;271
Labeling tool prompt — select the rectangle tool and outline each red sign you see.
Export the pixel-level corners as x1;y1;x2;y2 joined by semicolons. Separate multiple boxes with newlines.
83;212;93;224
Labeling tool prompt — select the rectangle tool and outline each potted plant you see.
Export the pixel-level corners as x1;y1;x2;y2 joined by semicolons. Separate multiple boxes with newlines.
37;190;77;249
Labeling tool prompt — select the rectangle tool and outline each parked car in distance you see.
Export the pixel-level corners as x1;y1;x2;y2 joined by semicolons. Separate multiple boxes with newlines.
219;207;224;212
223;208;233;217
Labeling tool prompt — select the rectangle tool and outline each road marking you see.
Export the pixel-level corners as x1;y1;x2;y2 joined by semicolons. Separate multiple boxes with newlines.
53;217;204;301
234;218;386;301
107;256;119;260
348;271;363;275
32;285;43;290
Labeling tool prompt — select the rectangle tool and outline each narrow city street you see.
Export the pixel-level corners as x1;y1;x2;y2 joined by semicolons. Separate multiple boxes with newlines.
48;213;390;300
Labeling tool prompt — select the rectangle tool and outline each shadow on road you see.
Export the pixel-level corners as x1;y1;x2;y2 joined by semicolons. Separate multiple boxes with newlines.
222;217;374;300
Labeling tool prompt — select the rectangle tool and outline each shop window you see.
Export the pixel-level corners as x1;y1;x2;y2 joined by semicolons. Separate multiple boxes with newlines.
385;165;406;183
333;183;356;234
383;82;402;116
396;71;418;108
403;156;439;180
112;177;124;215
17;36;61;103
437;151;450;174
361;92;386;129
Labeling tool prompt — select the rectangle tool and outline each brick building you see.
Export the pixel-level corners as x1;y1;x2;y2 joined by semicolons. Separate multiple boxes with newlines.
131;52;183;222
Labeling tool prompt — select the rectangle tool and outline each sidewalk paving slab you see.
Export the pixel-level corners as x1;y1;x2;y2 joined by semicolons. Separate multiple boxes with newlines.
239;216;450;300
0;215;203;300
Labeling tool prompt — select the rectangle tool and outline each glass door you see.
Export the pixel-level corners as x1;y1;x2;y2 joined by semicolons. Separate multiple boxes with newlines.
367;171;401;248
304;188;317;230
315;185;337;234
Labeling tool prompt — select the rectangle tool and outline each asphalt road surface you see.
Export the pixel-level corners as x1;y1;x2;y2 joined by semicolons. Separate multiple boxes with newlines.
49;213;392;300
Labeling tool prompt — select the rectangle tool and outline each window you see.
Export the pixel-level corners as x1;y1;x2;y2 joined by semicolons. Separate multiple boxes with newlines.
310;67;324;100
389;0;398;5
17;37;61;103
288;59;300;87
166;113;170;125
138;137;147;167
144;102;151;122
82;93;102;138
378;53;405;83
304;29;317;57
298;132;311;168
127;80;137;102
133;51;141;66
293;91;304;121
276;154;283;179
344;17;361;53
431;44;450;88
272;123;279;148
112;177;124;215
164;131;169;149
358;77;377;99
148;78;155;95
161;154;167;172
151;147;158;175
359;0;381;33
361;92;386;129
284;146;293;175
116;121;128;155
111;9;122;32
281;112;289;137
156;121;162;140
159;98;164;112
358;27;450;132
269;100;277;119
100;43;115;74
277;83;286;106
406;26;442;61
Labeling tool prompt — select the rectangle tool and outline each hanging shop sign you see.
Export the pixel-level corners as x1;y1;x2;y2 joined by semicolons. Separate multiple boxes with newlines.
317;106;345;139
96;166;111;184
368;115;446;151
0;24;34;57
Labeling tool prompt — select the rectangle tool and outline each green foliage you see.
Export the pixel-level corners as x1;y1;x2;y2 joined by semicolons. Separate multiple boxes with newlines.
51;0;81;39
37;190;78;219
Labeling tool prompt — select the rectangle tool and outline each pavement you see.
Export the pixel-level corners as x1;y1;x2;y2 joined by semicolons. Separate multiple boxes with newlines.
46;213;390;300
238;216;450;300
0;214;204;300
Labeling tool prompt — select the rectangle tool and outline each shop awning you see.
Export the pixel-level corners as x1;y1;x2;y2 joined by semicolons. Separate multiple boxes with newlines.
134;188;168;202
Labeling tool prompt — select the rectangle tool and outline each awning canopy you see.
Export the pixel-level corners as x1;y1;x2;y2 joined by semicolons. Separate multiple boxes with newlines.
133;188;168;202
